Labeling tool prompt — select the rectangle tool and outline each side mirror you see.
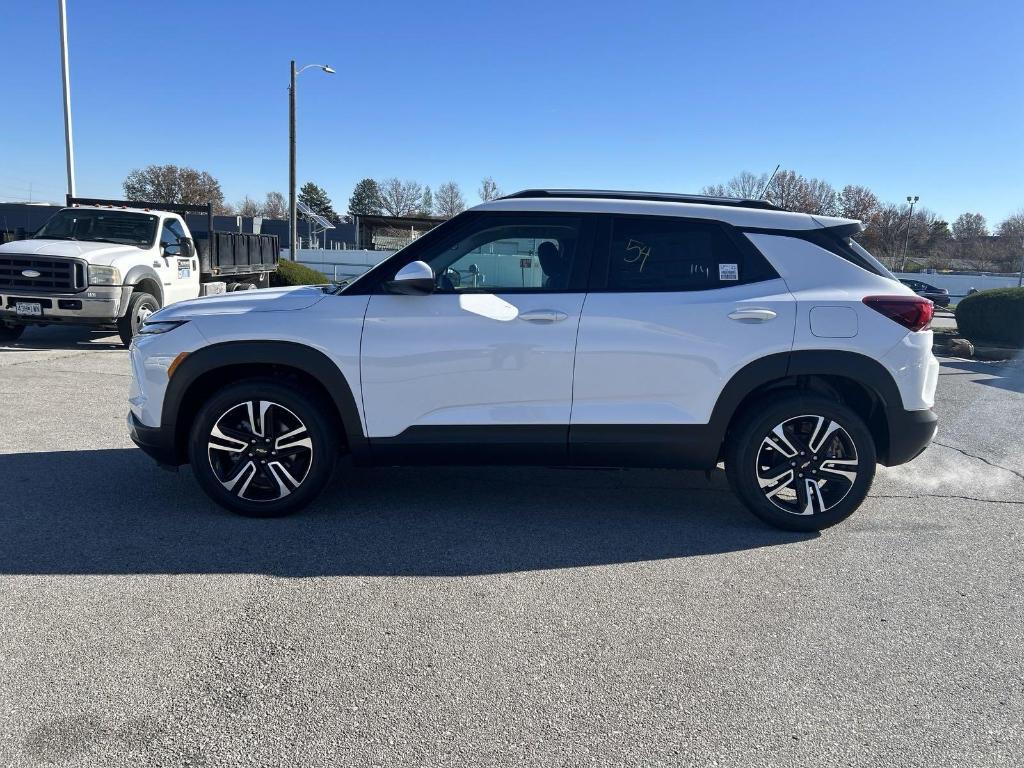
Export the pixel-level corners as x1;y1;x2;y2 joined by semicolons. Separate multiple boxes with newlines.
385;260;435;295
180;237;195;258
162;243;182;258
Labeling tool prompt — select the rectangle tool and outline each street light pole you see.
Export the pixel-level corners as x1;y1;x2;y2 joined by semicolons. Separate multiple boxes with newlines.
900;195;919;272
57;0;76;198
288;60;296;261
287;61;334;262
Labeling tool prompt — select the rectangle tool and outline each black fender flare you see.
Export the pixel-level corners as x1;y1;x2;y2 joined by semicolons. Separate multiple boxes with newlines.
162;340;367;463
705;349;905;460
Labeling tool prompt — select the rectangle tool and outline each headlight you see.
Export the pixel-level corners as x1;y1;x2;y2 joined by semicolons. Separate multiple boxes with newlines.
137;320;188;335
88;265;122;285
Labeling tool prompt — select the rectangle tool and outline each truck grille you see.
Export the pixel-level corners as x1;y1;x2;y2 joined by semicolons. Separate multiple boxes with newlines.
0;255;85;293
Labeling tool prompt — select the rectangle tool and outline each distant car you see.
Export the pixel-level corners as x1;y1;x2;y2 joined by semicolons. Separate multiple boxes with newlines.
900;279;950;307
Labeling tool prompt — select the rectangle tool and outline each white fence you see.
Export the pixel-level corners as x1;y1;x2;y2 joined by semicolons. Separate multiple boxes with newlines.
893;272;1021;300
289;248;395;282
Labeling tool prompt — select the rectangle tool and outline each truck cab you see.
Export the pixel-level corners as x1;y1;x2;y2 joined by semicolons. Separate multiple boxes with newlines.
0;197;278;346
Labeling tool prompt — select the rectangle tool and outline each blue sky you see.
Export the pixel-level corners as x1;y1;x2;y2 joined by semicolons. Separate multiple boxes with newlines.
3;0;1022;225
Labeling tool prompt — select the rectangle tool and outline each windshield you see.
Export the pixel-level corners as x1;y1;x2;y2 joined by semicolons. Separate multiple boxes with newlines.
35;209;159;248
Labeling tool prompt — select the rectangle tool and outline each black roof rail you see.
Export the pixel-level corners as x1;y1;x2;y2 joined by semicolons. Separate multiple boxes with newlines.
502;189;780;211
66;195;213;217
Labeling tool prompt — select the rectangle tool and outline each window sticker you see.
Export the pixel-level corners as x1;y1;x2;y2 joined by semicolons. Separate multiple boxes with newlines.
719;263;739;281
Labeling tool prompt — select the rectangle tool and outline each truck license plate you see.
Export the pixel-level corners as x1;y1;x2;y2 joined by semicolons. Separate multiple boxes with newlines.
15;302;42;317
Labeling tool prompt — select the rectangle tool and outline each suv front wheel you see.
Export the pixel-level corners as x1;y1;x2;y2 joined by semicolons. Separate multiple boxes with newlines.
188;380;338;517
725;395;876;531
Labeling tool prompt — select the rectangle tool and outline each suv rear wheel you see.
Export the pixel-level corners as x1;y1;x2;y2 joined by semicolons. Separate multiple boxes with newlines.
188;380;338;517
725;395;876;531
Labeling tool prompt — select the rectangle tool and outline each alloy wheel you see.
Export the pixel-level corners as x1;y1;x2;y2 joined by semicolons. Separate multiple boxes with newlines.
207;400;314;502
755;414;859;516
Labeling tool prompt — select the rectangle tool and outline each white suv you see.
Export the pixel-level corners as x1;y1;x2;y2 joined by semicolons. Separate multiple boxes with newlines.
127;190;939;531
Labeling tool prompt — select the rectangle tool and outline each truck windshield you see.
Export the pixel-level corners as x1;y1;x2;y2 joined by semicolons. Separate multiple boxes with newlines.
35;209;159;248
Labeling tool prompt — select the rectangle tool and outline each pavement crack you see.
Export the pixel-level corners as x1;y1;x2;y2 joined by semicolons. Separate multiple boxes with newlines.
932;440;1024;482
872;493;1022;506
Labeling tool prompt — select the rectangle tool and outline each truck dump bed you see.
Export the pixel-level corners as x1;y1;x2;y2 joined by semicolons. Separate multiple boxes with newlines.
194;232;279;277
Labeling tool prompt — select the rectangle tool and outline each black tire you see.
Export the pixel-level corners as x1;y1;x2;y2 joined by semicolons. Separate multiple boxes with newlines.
725;394;876;531
188;379;338;518
0;323;26;343
117;291;160;346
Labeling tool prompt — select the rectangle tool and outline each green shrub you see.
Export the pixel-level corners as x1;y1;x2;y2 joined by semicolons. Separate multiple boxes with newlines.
954;287;1024;347
270;259;329;287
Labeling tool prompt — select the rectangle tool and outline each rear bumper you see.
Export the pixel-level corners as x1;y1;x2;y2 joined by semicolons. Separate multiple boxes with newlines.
882;407;938;466
127;411;180;469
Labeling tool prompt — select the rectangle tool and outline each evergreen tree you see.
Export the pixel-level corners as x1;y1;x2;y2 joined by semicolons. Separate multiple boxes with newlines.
348;178;383;216
298;181;340;224
419;186;434;217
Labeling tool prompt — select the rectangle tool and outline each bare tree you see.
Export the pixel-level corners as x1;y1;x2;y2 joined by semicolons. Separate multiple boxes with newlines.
997;210;1024;238
479;177;501;202
701;171;769;199
951;212;990;269
699;183;729;197
378;178;424;217
729;170;769;198
237;196;262;217
435;181;466;218
123;164;229;214
952;212;988;240
861;203;906;267
263;191;287;219
799;177;839;215
763;170;806;211
838;185;880;222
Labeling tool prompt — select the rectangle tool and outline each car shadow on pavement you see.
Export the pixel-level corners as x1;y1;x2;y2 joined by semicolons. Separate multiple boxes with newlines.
0;448;815;577
0;326;123;352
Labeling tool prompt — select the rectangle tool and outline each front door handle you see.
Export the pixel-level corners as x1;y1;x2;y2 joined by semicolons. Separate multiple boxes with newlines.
728;308;777;323
519;309;568;323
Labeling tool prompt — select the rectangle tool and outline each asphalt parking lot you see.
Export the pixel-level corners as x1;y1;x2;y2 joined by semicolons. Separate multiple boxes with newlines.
1;326;1022;767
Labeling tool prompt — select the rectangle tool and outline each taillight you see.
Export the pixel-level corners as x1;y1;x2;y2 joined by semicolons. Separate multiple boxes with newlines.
862;295;933;332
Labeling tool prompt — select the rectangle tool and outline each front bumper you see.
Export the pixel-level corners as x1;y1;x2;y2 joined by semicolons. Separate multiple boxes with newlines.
1;286;131;325
127;411;180;469
882;407;938;466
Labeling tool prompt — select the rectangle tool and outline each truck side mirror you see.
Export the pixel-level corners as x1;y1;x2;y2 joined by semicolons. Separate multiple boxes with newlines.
180;237;195;258
162;243;182;258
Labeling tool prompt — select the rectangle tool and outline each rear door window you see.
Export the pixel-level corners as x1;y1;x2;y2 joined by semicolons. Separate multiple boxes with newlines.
601;216;777;292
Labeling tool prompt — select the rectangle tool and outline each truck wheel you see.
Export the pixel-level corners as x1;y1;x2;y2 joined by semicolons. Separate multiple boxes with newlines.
0;323;25;343
187;379;338;518
117;291;159;346
725;395;876;532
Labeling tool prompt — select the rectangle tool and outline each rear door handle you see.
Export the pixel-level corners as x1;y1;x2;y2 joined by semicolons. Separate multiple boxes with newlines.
728;308;777;323
519;310;568;323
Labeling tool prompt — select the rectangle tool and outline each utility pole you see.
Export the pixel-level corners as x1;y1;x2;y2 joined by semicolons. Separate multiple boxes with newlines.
288;59;297;261
58;0;76;197
900;195;919;272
